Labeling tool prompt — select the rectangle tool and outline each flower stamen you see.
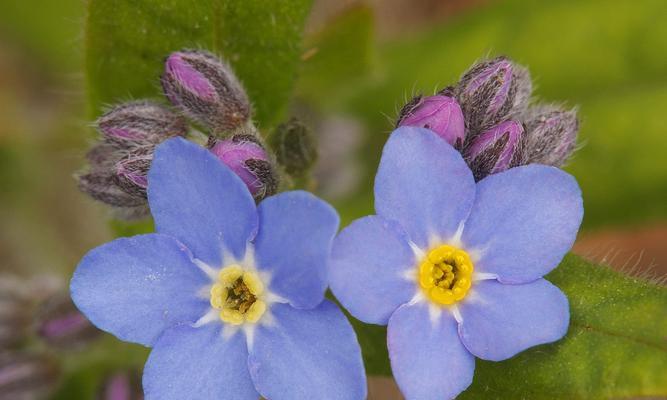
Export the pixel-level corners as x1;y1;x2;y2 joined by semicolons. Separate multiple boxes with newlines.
210;265;266;325
418;245;474;305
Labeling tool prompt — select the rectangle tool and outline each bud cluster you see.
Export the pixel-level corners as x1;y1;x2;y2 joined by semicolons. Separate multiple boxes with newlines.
78;49;284;215
77;102;187;219
396;56;580;180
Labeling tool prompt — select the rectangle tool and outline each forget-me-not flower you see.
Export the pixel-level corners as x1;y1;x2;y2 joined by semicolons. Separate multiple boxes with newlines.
71;138;366;400
330;127;583;400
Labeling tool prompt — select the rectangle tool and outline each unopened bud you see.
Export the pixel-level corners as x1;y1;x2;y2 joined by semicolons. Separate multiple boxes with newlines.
456;56;532;135
396;94;465;147
97;370;143;400
0;352;60;400
269;118;318;177
162;50;250;133
521;105;579;167
78;102;185;219
34;294;100;350
97;101;187;146
77;171;148;207
466;120;523;180
113;153;151;198
209;135;277;201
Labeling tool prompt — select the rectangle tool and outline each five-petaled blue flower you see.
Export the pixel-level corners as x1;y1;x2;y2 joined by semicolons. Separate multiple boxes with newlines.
330;127;583;400
71;138;366;400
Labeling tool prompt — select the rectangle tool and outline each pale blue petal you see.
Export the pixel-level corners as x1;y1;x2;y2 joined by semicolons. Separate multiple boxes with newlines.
388;303;475;400
148;137;258;266
254;191;339;309
375;127;475;249
248;301;366;400
143;324;258;400
462;165;583;283
70;234;209;347
458;279;569;361
330;216;416;324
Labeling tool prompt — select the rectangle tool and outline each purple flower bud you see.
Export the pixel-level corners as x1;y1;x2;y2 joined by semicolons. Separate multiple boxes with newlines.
0;352;60;399
465;120;524;180
521;105;579;167
161;50;250;133
97;101;187;146
34;294;100;350
97;370;143;400
113;153;152;198
397;95;465;147
79;101;186;219
209;135;278;201
456;56;532;135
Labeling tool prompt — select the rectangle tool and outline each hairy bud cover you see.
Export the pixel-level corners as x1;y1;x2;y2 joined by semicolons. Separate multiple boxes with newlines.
455;56;532;136
97;101;187;146
397;94;466;148
465;120;524;180
162;50;250;133
77;101;186;219
521;105;579;167
269;118;318;177
209;135;277;201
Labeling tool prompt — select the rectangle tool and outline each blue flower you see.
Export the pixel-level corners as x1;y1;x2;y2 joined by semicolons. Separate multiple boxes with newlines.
330;127;583;400
71;138;366;400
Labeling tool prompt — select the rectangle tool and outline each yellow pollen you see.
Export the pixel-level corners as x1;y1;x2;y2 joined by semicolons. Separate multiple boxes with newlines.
210;265;266;325
418;245;474;305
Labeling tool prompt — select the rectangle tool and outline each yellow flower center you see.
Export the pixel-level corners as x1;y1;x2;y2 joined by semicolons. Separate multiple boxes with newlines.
210;265;266;325
418;244;474;305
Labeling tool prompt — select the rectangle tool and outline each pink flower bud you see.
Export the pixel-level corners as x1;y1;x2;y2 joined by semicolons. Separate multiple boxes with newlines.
209;135;277;200
466;120;524;180
522;105;579;167
456;56;532;135
397;95;465;147
162;50;250;133
97;101;187;146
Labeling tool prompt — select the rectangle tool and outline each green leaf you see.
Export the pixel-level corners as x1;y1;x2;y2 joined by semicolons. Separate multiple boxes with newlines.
86;0;313;127
215;1;312;127
356;254;667;398
296;5;375;108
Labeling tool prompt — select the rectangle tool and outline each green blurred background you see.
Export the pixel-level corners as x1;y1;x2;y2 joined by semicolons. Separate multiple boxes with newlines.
0;0;665;398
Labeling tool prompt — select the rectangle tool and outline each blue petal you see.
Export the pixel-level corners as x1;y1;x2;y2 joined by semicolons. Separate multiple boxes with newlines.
330;216;416;324
248;301;366;400
375;127;476;249
462;165;583;283
254;191;339;309
458;279;569;361
388;303;475;400
143;324;258;400
148;137;258;266
70;234;209;347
